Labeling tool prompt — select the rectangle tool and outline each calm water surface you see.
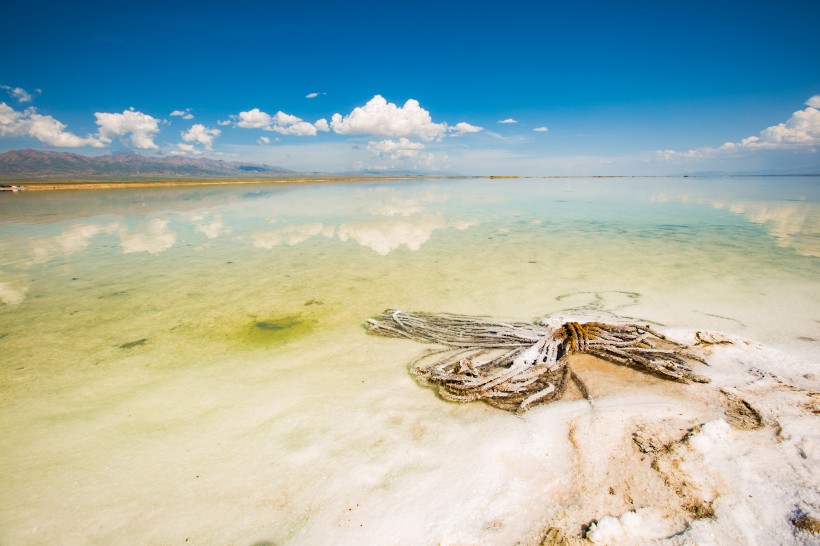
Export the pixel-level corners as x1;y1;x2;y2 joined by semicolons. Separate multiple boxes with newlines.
1;177;818;544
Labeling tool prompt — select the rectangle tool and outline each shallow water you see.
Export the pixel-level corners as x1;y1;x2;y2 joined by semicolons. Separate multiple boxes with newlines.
1;177;818;544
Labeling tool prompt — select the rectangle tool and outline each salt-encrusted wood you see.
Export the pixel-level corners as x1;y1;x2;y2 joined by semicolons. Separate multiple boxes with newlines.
367;309;711;414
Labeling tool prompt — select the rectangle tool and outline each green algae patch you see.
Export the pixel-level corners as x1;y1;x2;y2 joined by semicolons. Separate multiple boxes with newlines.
242;314;316;346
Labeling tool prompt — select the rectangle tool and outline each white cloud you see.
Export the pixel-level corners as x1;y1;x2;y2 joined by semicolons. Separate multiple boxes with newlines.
806;95;820;109
181;123;220;150
0;103;25;136
367;137;426;160
0;102;103;147
448;122;483;137
257;136;270;145
659;99;820;161
236;108;272;129
272;112;318;136
315;118;329;132
170;109;194;120
533;126;549;132
235;108;318;136
1;85;35;103
306;92;319;99
499;118;518;124
330;95;447;141
95;108;160;150
752;106;820;147
217;119;231;126
170;143;202;156
27;113;102;147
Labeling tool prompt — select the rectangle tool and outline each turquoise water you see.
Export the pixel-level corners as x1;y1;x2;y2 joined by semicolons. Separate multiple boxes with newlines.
1;177;818;544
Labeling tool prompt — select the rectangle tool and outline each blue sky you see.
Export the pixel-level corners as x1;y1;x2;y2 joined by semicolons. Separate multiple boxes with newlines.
1;0;819;174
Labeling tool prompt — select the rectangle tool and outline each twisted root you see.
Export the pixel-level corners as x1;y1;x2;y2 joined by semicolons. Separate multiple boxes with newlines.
367;310;712;414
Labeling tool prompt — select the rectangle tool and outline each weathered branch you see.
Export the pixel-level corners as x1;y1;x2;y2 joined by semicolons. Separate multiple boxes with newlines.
367;309;711;414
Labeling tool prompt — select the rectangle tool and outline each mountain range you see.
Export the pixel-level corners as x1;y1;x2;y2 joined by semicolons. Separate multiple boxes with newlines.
0;149;293;179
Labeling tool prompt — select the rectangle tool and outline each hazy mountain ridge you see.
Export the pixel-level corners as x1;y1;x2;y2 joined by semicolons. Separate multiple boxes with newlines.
0;149;293;179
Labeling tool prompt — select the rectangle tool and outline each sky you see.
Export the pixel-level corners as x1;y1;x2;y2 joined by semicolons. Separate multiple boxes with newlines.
1;0;819;175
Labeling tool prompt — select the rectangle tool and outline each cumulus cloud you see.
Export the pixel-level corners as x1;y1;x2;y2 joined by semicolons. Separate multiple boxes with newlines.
448;122;483;137
170;143;201;156
0;102;103;147
27;112;103;147
498;118;518;124
367;137;426;160
331;95;447;141
748;106;820;148
271;111;318;136
95;108;160;150
257;136;270;145
806;95;820;109
181;123;220;150
170;108;194;120
236;108;271;129
1;84;36;103
533;126;549;132
314;118;330;132
0;103;25;137
217;119;231;126
235;108;318;136
658;98;820;161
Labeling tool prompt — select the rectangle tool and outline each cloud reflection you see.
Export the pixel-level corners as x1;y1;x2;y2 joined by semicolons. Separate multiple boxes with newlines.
337;215;447;255
191;212;230;239
119;219;177;254
252;223;328;249
0;279;27;305
722;201;820;257
25;222;120;266
251;215;477;256
653;192;820;257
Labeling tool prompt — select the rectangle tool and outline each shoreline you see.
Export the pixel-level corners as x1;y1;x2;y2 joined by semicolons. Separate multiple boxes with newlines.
7;173;813;192
1;175;439;192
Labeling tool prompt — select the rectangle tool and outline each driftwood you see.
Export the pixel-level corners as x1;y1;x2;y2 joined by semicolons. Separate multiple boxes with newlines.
366;309;711;414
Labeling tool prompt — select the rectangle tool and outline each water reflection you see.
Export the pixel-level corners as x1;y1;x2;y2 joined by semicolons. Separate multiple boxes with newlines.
252;223;329;249
119;219;177;254
337;215;447;255
0;278;26;305
653;187;820;257
250;216;477;255
25;222;120;267
719;200;820;257
56;223;119;254
191;212;229;240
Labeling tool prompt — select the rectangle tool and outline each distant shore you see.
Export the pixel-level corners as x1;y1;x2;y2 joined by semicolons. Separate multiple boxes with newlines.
3;173;816;192
2;176;451;191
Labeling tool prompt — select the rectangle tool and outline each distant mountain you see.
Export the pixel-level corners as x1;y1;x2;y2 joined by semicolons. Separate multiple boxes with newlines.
0;149;293;179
